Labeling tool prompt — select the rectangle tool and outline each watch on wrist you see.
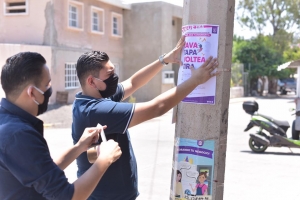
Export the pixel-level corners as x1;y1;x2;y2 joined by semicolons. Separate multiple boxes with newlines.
159;53;169;66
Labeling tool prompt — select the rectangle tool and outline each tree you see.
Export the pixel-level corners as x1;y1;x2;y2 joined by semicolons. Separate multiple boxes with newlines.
280;46;300;76
283;46;300;62
237;0;300;36
233;35;287;94
231;63;244;87
272;29;294;54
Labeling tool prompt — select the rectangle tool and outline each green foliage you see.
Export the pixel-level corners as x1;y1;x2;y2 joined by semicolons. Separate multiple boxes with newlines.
281;46;300;76
230;78;234;87
234;0;300;93
272;29;294;53
233;35;284;79
283;47;300;62
231;63;244;87
237;0;300;36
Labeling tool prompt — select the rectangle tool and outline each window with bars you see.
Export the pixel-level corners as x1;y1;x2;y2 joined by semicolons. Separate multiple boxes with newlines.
69;5;77;28
91;7;104;33
111;12;122;37
68;1;83;30
4;0;28;15
162;71;175;84
113;17;118;35
93;12;99;31
65;63;80;89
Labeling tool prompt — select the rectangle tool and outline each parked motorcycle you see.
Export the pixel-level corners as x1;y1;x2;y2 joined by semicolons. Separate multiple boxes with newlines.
243;101;300;153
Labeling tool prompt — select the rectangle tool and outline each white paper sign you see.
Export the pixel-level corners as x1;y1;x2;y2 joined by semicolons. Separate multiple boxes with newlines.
178;24;219;104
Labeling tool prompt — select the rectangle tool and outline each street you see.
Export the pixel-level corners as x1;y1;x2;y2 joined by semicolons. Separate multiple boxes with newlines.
224;97;300;200
44;97;300;200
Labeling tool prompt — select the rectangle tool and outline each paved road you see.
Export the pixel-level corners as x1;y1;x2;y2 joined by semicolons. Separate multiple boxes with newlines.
224;97;300;200
44;97;300;200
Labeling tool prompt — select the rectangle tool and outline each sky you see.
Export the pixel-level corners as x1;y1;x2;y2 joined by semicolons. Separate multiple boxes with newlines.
122;0;274;39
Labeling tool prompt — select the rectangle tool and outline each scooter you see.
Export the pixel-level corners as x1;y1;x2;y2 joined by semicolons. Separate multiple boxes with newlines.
243;101;300;153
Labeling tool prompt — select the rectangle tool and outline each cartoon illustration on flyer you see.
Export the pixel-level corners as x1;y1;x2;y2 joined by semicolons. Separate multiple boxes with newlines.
170;138;215;200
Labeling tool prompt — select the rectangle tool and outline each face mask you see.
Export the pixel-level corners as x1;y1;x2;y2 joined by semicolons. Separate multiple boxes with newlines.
95;73;119;98
33;86;52;116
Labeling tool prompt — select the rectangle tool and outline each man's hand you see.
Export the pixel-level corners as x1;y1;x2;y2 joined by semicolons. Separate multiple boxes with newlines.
97;140;122;165
190;56;219;85
163;35;186;64
76;126;107;152
72;140;121;200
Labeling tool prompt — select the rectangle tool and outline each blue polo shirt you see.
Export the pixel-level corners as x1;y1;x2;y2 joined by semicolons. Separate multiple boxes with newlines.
0;98;74;200
72;84;138;200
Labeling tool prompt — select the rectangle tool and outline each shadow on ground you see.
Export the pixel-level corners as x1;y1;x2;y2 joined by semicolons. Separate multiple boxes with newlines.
240;150;300;156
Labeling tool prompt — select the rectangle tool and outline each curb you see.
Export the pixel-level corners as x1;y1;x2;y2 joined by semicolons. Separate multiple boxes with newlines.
43;122;63;128
229;97;256;104
44;123;53;128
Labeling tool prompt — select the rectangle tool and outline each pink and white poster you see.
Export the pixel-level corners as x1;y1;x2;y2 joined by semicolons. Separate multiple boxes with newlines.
178;24;219;104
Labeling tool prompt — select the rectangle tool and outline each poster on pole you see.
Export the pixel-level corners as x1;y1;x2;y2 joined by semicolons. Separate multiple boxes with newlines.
170;138;215;200
178;24;219;104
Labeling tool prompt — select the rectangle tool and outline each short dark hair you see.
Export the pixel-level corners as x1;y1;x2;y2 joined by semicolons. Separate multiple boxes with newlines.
198;171;208;179
76;51;109;86
1;52;46;98
177;170;182;182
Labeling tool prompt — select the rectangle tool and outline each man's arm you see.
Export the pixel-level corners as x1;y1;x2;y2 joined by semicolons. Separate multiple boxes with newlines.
54;145;82;170
121;36;185;100
54;127;102;170
129;57;218;128
72;140;121;200
54;127;122;200
5;127;121;200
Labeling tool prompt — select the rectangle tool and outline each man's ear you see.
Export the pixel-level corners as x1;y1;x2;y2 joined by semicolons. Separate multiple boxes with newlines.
27;86;34;97
87;75;96;88
27;85;38;103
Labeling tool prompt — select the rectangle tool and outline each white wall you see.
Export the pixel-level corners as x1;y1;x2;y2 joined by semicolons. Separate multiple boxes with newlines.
230;87;244;98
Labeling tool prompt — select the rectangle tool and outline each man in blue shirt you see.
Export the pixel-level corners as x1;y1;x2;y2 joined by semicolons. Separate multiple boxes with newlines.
0;52;122;200
72;36;219;200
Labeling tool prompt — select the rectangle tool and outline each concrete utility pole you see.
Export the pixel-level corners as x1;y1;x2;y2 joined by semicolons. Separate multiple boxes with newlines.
171;0;235;200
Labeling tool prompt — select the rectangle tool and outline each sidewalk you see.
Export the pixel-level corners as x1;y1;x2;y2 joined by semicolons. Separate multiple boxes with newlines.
229;97;256;104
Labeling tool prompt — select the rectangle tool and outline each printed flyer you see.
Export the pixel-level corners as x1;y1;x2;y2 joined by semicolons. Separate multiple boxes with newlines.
178;24;219;104
170;138;215;200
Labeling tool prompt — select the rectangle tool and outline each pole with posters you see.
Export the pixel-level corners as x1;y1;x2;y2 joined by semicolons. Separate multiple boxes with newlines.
170;0;235;200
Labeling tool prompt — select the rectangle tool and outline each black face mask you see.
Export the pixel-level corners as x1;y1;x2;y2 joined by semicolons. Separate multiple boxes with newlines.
98;73;119;98
34;87;52;116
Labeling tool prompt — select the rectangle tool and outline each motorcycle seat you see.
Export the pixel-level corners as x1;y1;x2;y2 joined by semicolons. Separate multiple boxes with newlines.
258;114;290;128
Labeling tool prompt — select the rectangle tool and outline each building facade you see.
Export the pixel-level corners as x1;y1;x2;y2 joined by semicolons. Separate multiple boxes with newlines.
0;0;182;103
123;2;182;101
